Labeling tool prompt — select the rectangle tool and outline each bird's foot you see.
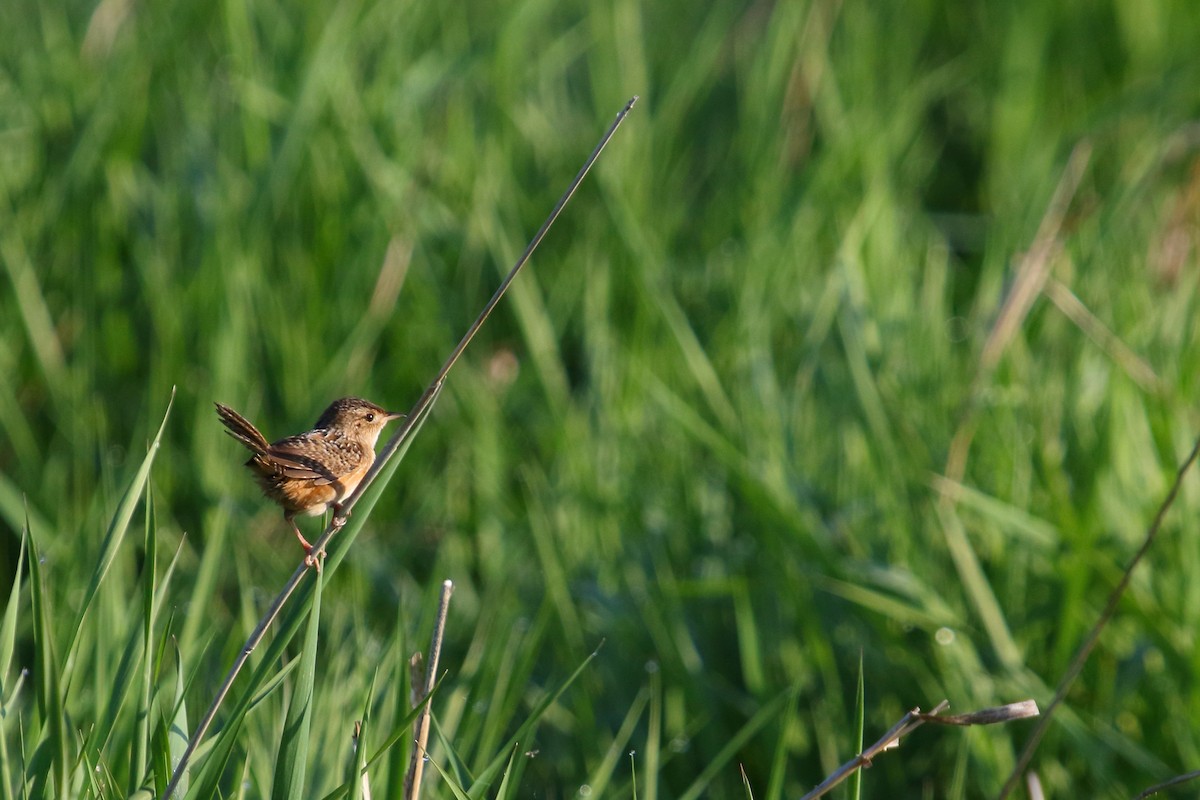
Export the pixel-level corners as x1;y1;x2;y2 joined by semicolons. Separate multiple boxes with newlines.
290;522;324;572
304;545;326;573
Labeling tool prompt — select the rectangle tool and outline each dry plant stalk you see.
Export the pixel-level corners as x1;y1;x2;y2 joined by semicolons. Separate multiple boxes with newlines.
799;700;1039;800
404;580;454;800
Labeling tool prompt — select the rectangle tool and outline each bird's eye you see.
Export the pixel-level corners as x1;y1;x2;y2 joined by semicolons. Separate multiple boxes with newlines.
364;413;375;422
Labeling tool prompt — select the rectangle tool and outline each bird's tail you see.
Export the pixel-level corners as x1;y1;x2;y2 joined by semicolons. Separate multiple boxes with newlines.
215;403;270;454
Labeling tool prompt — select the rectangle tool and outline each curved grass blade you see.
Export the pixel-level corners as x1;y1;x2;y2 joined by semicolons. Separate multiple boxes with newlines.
316;685;441;800
27;516;69;798
272;568;324;800
182;653;300;769
167;642;190;799
131;485;158;793
676;687;794;800
67;388;174;662
429;718;473;792
420;746;472;800
494;743;523;800
765;684;799;800
0;525;27;800
181;655;300;799
850;654;864;800
467;644;602;799
583;687;649;798
0;527;25;694
347;666;379;800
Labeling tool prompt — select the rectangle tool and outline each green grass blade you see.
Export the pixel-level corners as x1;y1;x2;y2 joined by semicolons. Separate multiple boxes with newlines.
181;653;301;798
131;485;157;793
272;568;323;800
0;563;25;800
87;606;144;759
347;666;378;800
765;685;799;800
0;527;26;696
850;652;865;800
27;516;69;799
384;611;411;799
492;745;521;800
676;688;793;800
185;654;301;768
0;473;49;554
317;680;443;800
419;746;472;800
430;716;472;791
467;644;602;798
185;714;245;800
66;388;174;662
644;668;661;800
168;642;190;799
583;687;649;798
178;507;228;659
733;580;765;695
151;706;175;800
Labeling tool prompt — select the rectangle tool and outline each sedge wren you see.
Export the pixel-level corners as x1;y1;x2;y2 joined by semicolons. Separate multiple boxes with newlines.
215;397;404;568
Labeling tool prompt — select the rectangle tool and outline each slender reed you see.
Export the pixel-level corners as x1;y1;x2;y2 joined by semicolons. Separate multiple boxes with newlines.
403;579;454;800
161;96;638;799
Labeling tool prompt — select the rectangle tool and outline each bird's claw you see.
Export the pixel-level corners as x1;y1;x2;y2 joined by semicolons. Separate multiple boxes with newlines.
304;546;326;573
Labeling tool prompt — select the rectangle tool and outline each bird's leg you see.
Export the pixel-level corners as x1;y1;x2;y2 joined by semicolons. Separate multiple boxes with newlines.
289;518;324;573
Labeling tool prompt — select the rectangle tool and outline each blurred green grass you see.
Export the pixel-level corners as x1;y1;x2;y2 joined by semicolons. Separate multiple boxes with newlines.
3;0;1200;796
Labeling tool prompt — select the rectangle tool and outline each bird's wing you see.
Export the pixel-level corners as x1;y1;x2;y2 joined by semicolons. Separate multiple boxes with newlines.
265;438;341;485
266;436;367;486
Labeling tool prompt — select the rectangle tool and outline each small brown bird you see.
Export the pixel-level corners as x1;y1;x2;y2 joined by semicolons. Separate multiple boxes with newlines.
215;397;404;568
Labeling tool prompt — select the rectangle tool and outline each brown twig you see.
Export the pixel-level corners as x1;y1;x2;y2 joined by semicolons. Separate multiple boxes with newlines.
404;580;454;800
799;700;1039;800
800;702;949;800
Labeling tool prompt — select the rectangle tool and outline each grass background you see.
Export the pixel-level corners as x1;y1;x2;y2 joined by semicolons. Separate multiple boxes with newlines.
3;0;1200;796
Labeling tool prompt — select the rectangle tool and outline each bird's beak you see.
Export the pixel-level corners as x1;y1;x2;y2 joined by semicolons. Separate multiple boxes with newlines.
386;411;406;421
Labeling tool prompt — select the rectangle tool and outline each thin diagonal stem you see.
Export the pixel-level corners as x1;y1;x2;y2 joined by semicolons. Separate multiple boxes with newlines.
336;94;638;528
404;579;454;799
799;701;950;800
162;96;637;799
162;560;310;798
